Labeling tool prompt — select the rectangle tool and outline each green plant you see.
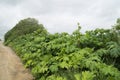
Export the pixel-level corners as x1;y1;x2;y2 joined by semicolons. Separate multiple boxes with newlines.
4;18;120;80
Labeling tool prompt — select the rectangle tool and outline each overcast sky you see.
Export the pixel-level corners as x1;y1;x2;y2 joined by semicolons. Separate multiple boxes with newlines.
0;0;120;39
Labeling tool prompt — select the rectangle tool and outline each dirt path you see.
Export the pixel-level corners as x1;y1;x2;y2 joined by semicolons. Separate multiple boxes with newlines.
0;41;33;80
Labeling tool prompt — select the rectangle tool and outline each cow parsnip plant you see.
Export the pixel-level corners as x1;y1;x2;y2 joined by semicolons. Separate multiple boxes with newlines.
5;18;120;80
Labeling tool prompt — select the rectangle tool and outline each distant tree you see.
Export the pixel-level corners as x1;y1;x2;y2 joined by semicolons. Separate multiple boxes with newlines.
114;18;120;30
4;18;47;42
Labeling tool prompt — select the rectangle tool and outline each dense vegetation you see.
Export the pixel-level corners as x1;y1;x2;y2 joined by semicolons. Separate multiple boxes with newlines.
4;18;120;80
4;18;45;42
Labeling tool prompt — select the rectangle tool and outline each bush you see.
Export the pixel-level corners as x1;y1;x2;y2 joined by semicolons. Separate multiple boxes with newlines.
4;18;47;42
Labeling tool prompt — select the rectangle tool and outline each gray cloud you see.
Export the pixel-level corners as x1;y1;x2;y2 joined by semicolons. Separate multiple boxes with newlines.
0;0;120;39
0;0;24;5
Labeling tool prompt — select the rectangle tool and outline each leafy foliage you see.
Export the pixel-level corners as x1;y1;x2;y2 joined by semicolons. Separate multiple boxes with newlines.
4;18;47;42
4;18;120;80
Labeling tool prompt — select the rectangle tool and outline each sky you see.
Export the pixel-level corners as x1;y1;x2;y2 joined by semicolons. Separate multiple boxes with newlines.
0;0;120;39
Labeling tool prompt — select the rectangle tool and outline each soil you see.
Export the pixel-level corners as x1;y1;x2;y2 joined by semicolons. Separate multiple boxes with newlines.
0;41;33;80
